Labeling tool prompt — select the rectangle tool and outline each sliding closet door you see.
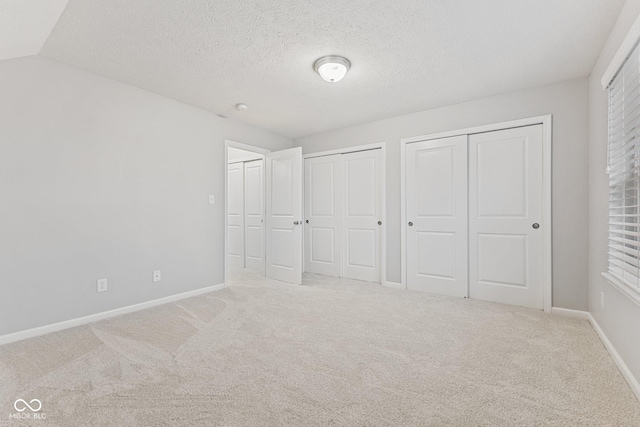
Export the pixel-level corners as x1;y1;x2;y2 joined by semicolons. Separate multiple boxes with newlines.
227;162;245;269
406;136;468;297
244;159;264;272
342;149;382;282
468;125;544;309
304;155;342;277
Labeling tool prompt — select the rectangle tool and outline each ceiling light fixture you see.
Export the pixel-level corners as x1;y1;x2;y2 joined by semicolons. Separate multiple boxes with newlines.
314;55;351;83
235;103;248;111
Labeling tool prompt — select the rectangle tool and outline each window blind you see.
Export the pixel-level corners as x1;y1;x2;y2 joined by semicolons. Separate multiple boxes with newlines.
608;42;640;295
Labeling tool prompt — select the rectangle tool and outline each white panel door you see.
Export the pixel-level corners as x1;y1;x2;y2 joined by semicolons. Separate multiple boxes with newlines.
304;155;342;277
406;136;468;297
469;125;544;309
227;162;244;269
342;149;382;282
266;147;303;285
244;159;264;273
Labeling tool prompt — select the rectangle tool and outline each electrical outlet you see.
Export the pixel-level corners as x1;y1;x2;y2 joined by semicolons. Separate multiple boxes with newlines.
209;195;215;205
97;278;108;293
600;291;605;309
153;270;162;283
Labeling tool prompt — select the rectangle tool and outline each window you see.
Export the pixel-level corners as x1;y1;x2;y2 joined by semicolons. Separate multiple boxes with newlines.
606;40;640;301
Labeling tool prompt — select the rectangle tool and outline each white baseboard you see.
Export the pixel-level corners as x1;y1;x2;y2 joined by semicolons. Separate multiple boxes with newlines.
588;313;640;402
0;283;226;346
551;307;591;320
552;307;639;402
382;281;403;290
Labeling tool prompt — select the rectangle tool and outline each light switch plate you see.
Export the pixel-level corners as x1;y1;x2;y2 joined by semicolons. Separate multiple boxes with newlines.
209;195;215;205
153;270;161;282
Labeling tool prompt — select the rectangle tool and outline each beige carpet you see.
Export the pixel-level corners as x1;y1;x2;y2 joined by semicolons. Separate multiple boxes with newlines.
1;270;639;426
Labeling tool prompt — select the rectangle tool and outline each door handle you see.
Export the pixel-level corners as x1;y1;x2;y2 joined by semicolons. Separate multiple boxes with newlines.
532;223;540;229
378;221;382;225
293;220;300;225
408;222;413;227
306;220;309;224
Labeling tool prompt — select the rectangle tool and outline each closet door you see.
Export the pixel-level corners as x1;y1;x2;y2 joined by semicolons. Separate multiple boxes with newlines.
304;155;342;277
468;125;544;309
244;159;264;272
342;149;382;282
406;136;468;297
266;147;303;285
227;162;245;269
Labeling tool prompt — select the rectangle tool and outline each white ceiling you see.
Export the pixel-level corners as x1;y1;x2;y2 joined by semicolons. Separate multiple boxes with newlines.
0;0;68;61
36;0;626;138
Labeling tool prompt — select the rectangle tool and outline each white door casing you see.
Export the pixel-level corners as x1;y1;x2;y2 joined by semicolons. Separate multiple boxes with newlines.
227;162;244;269
244;159;264;272
342;149;382;282
406;136;468;297
304;154;342;277
469;125;544;309
266;147;303;285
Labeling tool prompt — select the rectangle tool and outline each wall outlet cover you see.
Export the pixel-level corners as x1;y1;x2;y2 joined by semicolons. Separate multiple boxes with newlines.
97;278;108;293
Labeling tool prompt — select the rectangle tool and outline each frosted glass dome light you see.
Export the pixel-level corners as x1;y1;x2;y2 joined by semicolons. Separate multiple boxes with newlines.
314;56;351;83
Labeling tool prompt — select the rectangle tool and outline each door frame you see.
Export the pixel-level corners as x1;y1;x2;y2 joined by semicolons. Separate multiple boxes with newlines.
400;115;553;312
224;140;270;286
302;142;387;286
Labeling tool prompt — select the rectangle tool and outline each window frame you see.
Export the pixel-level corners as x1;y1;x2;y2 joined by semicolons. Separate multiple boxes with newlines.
602;32;640;308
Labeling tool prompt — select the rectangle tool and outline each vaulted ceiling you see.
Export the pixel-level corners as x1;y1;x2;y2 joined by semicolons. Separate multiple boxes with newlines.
0;0;67;61
2;0;627;138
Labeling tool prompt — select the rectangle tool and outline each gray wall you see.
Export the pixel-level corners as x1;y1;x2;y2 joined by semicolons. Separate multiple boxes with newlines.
0;56;292;336
589;0;640;385
296;78;590;310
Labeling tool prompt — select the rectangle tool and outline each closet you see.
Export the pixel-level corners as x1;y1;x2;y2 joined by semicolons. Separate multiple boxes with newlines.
304;148;383;282
227;157;265;273
405;124;546;309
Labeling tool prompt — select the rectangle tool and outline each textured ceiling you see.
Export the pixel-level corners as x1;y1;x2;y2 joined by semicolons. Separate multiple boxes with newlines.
0;0;68;61
40;0;625;138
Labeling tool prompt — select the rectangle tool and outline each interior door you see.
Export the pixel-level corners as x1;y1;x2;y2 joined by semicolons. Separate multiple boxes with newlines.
469;125;544;309
304;155;342;277
342;149;382;282
406;136;468;297
244;159;264;273
227;162;244;269
266;147;303;285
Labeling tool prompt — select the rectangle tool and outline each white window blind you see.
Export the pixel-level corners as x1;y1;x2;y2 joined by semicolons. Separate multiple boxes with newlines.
608;41;640;296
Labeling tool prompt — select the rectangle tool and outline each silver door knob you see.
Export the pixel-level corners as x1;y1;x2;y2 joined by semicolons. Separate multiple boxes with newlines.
293;221;300;225
408;222;413;227
532;223;540;229
378;221;382;225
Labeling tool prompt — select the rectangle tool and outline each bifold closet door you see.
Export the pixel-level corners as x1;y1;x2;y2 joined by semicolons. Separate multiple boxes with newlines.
342;149;382;282
304;154;342;277
227;162;244;269
468;125;544;309
244;159;264;272
266;147;303;285
406;136;468;297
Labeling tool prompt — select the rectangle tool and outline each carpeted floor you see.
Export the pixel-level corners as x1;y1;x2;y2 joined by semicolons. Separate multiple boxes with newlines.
1;270;639;426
